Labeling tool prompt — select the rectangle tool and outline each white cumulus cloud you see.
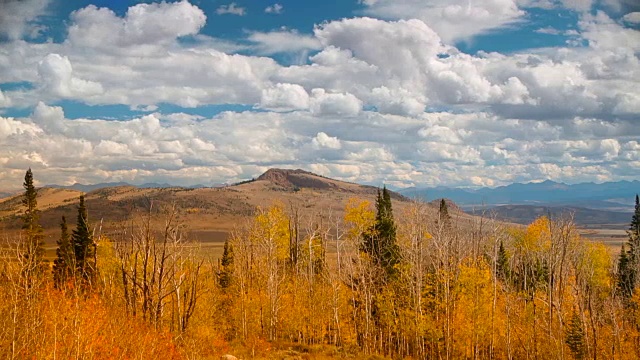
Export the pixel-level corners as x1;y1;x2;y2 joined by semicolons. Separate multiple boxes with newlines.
309;89;363;117
360;0;525;43
0;0;50;40
0;1;638;188
265;3;283;14
622;12;640;24
68;1;206;50
37;54;103;98
260;83;310;111
248;29;322;55
312;132;341;149
216;3;246;16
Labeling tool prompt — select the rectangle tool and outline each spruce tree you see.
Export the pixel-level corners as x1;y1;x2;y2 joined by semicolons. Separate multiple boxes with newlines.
496;240;510;282
629;194;640;246
617;194;640;299
72;196;94;283
627;194;640;262
362;190;382;261
438;198;452;229
21;168;44;278
565;311;586;359
219;239;234;289
617;245;633;298
53;216;75;288
363;186;400;279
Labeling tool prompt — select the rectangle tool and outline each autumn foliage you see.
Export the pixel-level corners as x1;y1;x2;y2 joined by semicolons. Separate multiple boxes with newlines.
3;170;640;359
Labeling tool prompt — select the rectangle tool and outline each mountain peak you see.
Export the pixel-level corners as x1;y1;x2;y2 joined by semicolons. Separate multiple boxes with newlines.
256;168;331;189
258;168;313;180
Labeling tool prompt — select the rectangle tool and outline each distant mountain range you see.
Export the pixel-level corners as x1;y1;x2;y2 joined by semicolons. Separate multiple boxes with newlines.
471;205;633;226
400;180;639;211
0;191;14;199
401;180;639;226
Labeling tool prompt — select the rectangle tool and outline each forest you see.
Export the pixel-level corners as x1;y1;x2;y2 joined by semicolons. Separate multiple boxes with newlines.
2;168;640;360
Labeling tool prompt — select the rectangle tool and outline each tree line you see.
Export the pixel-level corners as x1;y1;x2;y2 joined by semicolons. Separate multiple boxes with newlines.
2;169;640;359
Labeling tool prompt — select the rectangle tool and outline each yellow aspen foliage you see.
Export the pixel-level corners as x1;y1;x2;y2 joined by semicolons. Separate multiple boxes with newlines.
453;258;494;358
252;203;291;261
95;235;121;297
344;198;375;241
396;204;432;249
580;242;612;295
523;216;552;252
0;285;182;359
5;185;640;359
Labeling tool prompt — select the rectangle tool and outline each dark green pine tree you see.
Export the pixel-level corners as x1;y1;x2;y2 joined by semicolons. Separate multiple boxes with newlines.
617;244;634;298
438;198;452;229
218;239;234;289
21;168;44;272
53;216;75;288
631;194;640;258
496;240;510;282
565;311;586;360
629;194;640;246
617;194;640;299
363;186;400;279
72;196;95;283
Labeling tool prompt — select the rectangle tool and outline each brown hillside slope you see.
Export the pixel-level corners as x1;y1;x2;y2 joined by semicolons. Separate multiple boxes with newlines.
0;187;83;219
0;169;422;248
254;168;405;199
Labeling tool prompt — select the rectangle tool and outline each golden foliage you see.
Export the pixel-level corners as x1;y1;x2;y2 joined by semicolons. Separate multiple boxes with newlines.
2;206;637;360
344;198;375;240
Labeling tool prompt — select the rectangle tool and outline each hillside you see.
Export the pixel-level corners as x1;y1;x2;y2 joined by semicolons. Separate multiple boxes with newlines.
0;168;413;246
43;181;210;192
0;187;84;219
480;204;632;227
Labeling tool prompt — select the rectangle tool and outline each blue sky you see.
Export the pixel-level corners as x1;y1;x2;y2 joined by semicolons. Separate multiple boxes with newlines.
0;0;638;189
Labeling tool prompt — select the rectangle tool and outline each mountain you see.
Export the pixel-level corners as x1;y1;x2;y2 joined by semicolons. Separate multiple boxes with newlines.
0;168;412;245
402;187;485;204
0;190;18;200
45;182;210;192
401;180;640;211
479;204;633;226
254;168;406;199
45;182;132;192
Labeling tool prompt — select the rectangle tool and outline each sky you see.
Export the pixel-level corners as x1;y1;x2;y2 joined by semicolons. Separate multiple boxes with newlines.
0;0;638;190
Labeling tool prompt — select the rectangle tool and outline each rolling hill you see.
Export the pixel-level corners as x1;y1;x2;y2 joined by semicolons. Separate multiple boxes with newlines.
475;204;633;227
0;168;414;247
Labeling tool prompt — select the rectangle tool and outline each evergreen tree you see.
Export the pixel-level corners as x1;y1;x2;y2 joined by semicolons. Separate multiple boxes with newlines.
496;240;510;282
53;216;75;288
363;186;400;279
72;196;95;283
21;168;44;267
628;195;640;261
438;198;452;229
565;311;586;359
629;194;640;245
617;194;640;298
219;239;234;289
617;244;634;298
